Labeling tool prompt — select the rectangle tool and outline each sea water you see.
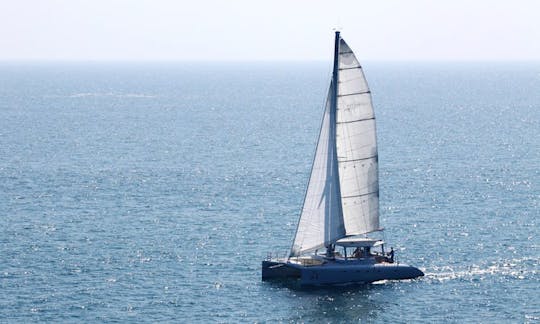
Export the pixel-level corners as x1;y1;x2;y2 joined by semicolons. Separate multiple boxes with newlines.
0;62;538;322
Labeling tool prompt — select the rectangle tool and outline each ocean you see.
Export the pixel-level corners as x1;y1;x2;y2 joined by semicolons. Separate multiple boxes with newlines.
0;62;538;322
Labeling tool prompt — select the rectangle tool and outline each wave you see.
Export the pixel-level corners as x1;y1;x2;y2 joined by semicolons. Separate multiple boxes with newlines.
45;92;157;98
423;257;538;282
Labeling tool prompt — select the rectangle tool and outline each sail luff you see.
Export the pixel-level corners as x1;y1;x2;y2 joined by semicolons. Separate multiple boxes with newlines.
327;31;344;249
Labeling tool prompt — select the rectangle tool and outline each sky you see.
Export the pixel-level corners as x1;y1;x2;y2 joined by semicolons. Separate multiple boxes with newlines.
1;0;540;61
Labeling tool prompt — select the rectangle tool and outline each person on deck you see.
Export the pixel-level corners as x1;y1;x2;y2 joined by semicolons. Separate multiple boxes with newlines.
326;245;335;258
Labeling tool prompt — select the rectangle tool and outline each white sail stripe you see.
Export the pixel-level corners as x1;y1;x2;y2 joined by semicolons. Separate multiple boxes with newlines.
339;78;367;85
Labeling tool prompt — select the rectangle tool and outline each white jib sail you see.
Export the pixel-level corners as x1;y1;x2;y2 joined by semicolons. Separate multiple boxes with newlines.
336;39;380;235
290;83;345;257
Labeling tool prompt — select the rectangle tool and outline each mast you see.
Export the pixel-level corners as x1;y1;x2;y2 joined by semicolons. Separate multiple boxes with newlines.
325;31;344;255
331;31;340;113
332;31;340;112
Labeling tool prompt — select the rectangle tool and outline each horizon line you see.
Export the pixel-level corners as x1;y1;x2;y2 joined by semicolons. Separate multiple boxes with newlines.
1;58;540;64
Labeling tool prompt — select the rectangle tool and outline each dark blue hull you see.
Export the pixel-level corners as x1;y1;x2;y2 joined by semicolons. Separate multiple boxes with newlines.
262;260;301;280
262;260;423;285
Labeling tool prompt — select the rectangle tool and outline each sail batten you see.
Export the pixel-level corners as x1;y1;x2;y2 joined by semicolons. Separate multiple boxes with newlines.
338;91;370;97
290;33;380;257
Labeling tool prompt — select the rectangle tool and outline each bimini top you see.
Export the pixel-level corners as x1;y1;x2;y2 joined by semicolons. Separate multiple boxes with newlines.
335;237;384;248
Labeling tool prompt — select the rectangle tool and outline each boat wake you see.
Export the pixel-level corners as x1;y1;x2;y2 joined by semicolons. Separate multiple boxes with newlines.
423;257;539;282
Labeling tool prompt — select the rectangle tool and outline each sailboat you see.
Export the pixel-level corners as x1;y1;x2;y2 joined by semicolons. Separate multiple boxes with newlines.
262;32;424;285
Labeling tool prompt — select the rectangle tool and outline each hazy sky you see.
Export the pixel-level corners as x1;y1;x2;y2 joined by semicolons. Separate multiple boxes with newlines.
2;0;539;61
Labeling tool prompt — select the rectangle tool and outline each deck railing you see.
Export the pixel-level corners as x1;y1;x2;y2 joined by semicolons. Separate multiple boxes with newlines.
265;251;289;261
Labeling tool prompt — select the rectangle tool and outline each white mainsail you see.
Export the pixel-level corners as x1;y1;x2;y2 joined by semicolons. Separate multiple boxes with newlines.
290;33;379;257
336;39;380;235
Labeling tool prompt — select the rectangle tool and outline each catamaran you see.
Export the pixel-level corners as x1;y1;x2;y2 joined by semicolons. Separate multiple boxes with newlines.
262;32;424;285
